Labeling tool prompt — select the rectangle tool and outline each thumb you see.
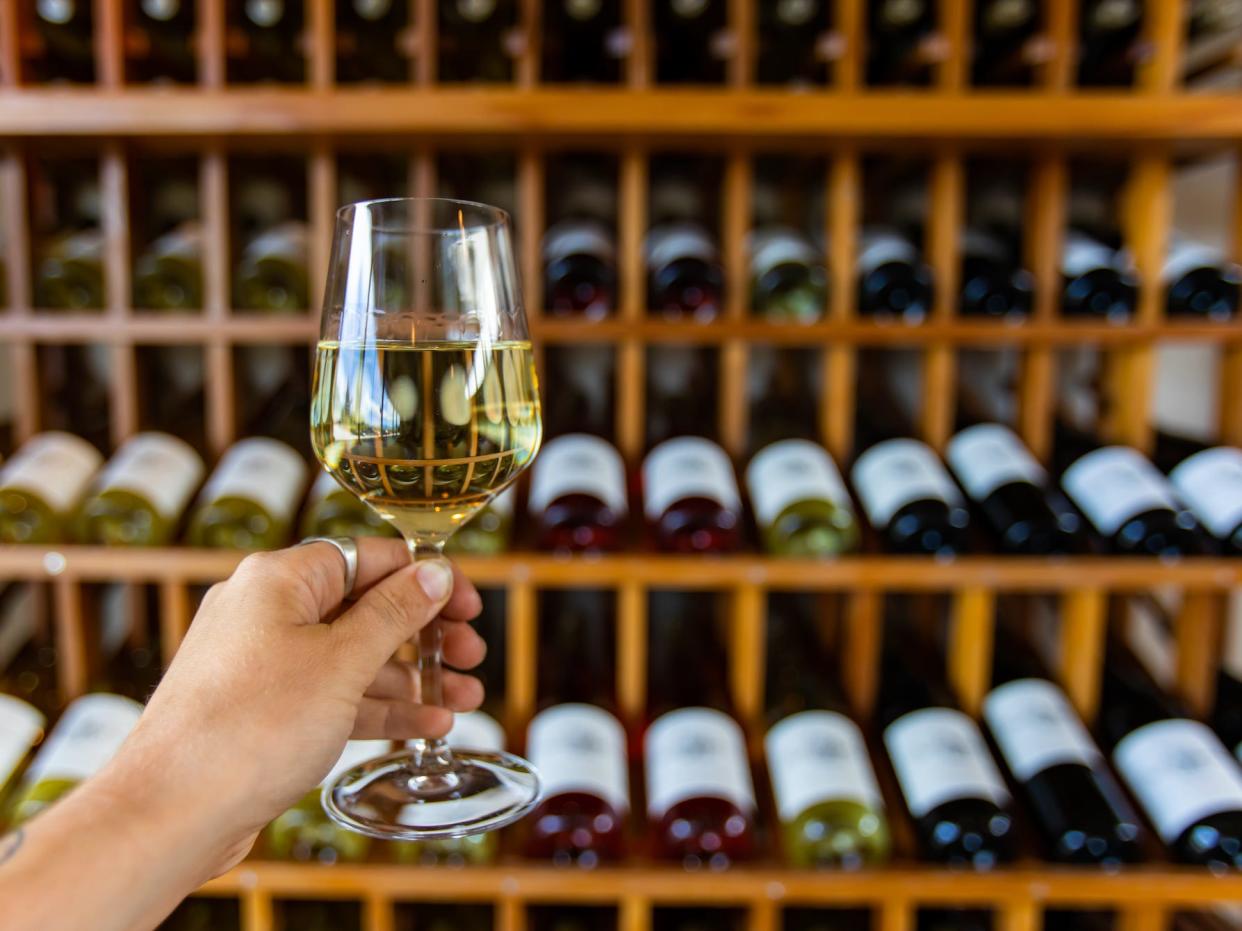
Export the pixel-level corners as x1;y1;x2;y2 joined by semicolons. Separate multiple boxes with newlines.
330;558;455;675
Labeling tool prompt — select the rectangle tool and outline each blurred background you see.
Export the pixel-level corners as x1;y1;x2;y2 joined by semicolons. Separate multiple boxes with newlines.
3;1;1242;930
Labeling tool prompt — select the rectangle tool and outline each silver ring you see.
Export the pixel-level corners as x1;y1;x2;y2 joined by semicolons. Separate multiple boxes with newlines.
297;536;359;600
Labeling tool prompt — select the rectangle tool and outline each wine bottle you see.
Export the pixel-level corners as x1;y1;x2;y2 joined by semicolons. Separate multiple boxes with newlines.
185;438;308;549
543;346;616;440
756;0;832;86
227;0;306;83
1060;230;1139;321
76;432;205;546
856;227;934;323
335;0;411;83
746;439;858;558
33;0;95;83
35;227;105;310
1098;641;1242;869
959;228;1035;320
1163;236;1242;321
746;347;820;452
642;437;742;553
654;0;728;84
524;589;629;866
445;486;515;555
1077;0;1144;86
6;693;144;826
749;226;828;322
438;0;518;83
299;470;397;539
0;695;45;807
134;221;203;312
866;0;938;85
851;438;970;556
645;222;725;322
945;423;1081;555
1168;446;1242;555
233;220;310;313
645;592;757;868
543;220;617;320
971;0;1041;86
541;0;624;83
983;624;1144;865
0;585;58;716
1060;445;1203;557
131;0;197;83
529;434;628;553
764;598;890;868
0;432;103;544
879;629;1017;868
1212;611;1242;760
646;346;718;448
265;739;390;863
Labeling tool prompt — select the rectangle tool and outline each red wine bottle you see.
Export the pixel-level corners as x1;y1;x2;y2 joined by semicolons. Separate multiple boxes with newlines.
529;434;628;553
543;220;617;320
642;437;742;553
645;591;757;868
856;227;934;323
851;438;970;556
524;589;629;866
645;222;725;322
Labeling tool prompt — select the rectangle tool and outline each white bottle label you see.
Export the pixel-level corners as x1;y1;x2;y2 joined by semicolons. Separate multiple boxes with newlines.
645;707;755;818
528;703;630;814
24;694;143;785
748;227;819;280
542;220;616;266
0;695;45;787
1170;447;1242;539
851;438;964;529
642;437;741;520
765;710;884;821
883;707;1011;818
1163;237;1226;284
322;739;392;787
857;228;918;274
94;432;205;520
528;434;629;517
199;438;307;523
945;424;1046;501
1114;719;1242;843
150;221;203;262
1062;446;1178;536
0;432;103;513
1062;231;1123;278
746;439;852;527
443;711;505;753
982;679;1102;782
644;222;719;272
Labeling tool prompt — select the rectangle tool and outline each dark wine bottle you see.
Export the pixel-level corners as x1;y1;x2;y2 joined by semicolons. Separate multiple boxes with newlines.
971;0;1041;86
1098;641;1242;869
541;0;624;83
227;0;305;83
945;423;1081;555
1077;0;1145;87
645;222;725;322
529;434;628;553
959;228;1034;320
877;624;1017;868
756;0;833;87
335;0;411;83
1168;445;1242;555
543;220;617;320
1060;444;1203;557
1060;230;1139;321
1211;616;1242;761
33;0;95;83
645;592;757;868
642;437;742;553
438;0;519;82
856;227;934;324
851;438;970;556
654;0;728;84
866;0;938;85
524;589;629;866
1163;236;1242;321
131;0;197;84
983;623;1144;865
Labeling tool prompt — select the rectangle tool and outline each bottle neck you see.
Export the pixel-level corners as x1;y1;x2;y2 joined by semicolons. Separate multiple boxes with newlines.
762;595;850;726
647;591;733;717
537;590;617;710
1096;637;1185;752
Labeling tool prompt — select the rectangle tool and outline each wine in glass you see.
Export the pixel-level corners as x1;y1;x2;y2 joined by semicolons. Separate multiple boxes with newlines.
310;197;542;839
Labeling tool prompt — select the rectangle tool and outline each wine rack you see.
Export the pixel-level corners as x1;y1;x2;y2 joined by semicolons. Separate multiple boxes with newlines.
4;1;1242;930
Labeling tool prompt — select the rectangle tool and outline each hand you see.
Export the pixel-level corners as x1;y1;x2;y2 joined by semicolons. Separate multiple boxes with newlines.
99;539;486;882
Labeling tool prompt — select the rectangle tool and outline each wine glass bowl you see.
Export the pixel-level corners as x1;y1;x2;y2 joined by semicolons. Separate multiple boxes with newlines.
311;197;543;840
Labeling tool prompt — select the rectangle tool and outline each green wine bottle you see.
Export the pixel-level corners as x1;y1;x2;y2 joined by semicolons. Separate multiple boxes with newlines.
133;221;203;312
446;486;515;555
392;711;506;865
77;432;205;546
35;228;105;310
745;439;859;557
0;432;103;544
300;470;397;539
6;693;143;826
0;694;46;809
265;739;391;864
186;438;308;550
234;221;310;314
749;225;828;322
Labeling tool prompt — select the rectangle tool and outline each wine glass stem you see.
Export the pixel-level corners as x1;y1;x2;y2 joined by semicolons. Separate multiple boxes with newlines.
407;538;454;775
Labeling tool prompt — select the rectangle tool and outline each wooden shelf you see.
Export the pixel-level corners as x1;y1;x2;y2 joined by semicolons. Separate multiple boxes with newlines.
0;90;1240;142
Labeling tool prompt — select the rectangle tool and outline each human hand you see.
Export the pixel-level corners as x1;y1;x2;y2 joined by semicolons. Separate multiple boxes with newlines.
98;539;486;882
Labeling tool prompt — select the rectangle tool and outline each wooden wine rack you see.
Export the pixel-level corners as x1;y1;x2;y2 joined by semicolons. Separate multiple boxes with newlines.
4;1;1242;929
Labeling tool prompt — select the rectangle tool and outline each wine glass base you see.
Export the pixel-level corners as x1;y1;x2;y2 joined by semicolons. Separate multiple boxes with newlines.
321;748;541;841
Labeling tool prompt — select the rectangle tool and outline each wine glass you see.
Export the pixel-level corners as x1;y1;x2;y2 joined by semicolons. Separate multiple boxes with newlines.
310;197;542;839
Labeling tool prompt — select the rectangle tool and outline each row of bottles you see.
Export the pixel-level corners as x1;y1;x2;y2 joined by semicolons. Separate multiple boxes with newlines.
12;588;1242;874
21;0;1195;90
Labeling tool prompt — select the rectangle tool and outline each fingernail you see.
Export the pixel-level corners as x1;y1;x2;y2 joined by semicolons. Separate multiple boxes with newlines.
416;560;453;601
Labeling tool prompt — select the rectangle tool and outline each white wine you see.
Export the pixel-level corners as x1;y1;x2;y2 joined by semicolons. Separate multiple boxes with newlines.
185;438;308;550
311;340;542;546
